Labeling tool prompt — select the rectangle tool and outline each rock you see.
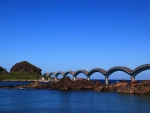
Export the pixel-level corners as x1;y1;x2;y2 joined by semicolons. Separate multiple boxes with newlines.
120;79;128;83
49;76;93;90
114;82;128;87
1;75;150;95
132;80;138;85
15;82;46;89
93;86;104;91
10;61;41;74
95;81;100;85
0;66;8;74
0;85;15;88
115;80;150;94
28;82;41;87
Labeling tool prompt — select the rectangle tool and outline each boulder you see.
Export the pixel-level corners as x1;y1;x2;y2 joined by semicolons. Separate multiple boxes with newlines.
10;61;41;75
114;82;128;87
93;86;104;91
0;66;8;74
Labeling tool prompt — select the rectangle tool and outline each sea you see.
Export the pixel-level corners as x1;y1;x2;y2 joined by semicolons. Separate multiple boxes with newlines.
0;80;150;113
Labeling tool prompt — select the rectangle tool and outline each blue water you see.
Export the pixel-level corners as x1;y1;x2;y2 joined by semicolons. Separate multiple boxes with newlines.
0;81;150;113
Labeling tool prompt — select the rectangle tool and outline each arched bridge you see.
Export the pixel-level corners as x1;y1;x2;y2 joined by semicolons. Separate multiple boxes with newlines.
106;66;132;76
43;64;150;84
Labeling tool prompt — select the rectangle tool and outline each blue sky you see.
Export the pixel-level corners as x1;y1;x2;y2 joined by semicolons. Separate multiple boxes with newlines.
0;0;150;79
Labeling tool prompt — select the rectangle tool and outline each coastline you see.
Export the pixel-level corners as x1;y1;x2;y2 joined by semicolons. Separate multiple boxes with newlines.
1;77;150;95
1;79;50;82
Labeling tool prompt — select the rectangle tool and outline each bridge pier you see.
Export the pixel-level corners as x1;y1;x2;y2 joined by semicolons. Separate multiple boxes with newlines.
131;76;135;82
48;77;51;81
42;76;45;80
73;76;76;81
87;76;90;81
105;76;108;85
55;76;57;82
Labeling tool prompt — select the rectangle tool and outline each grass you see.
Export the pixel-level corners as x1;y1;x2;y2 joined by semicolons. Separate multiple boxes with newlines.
0;73;42;81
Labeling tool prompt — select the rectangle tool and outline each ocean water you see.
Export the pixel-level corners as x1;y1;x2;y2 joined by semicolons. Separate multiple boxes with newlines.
0;81;150;113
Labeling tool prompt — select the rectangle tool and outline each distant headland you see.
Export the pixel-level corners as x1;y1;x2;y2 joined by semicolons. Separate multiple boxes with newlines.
0;61;42;81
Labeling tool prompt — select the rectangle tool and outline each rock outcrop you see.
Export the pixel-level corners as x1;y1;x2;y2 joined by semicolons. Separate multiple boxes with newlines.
11;76;93;90
0;66;8;74
50;76;93;90
1;76;150;95
115;80;150;94
10;61;42;75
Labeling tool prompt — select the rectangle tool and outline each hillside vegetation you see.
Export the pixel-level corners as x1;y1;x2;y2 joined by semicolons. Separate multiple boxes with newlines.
0;61;42;81
0;73;41;81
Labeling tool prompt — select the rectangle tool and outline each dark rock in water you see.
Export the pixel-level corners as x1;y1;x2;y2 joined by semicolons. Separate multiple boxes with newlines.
15;82;44;89
10;61;42;75
93;85;105;91
0;66;8;74
93;83;114;92
0;85;15;89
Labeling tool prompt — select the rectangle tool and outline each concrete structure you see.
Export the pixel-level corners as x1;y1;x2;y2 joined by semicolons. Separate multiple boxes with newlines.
48;77;50;81
87;76;90;81
131;76;135;82
73;76;76;81
105;76;109;85
55;76;57;82
44;64;150;84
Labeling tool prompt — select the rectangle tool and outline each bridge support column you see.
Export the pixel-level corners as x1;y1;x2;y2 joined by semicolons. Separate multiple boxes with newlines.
131;76;135;82
87;76;90;81
105;76;108;85
48;77;51;81
55;76;57;82
73;76;76;81
42;76;45;80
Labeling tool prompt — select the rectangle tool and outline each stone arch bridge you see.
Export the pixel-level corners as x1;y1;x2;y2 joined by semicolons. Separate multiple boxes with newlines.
43;64;150;84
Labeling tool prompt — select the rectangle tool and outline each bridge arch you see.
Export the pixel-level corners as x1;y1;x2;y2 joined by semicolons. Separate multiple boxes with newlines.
63;70;74;77
43;73;48;77
74;70;88;77
48;72;56;77
132;64;150;76
55;71;65;77
106;66;132;77
43;72;56;81
88;68;106;77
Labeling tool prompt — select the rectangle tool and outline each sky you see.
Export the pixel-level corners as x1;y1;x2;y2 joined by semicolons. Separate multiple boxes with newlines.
0;0;150;80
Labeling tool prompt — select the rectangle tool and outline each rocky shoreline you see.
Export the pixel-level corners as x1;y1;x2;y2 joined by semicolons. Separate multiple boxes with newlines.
1;77;150;95
1;79;49;82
